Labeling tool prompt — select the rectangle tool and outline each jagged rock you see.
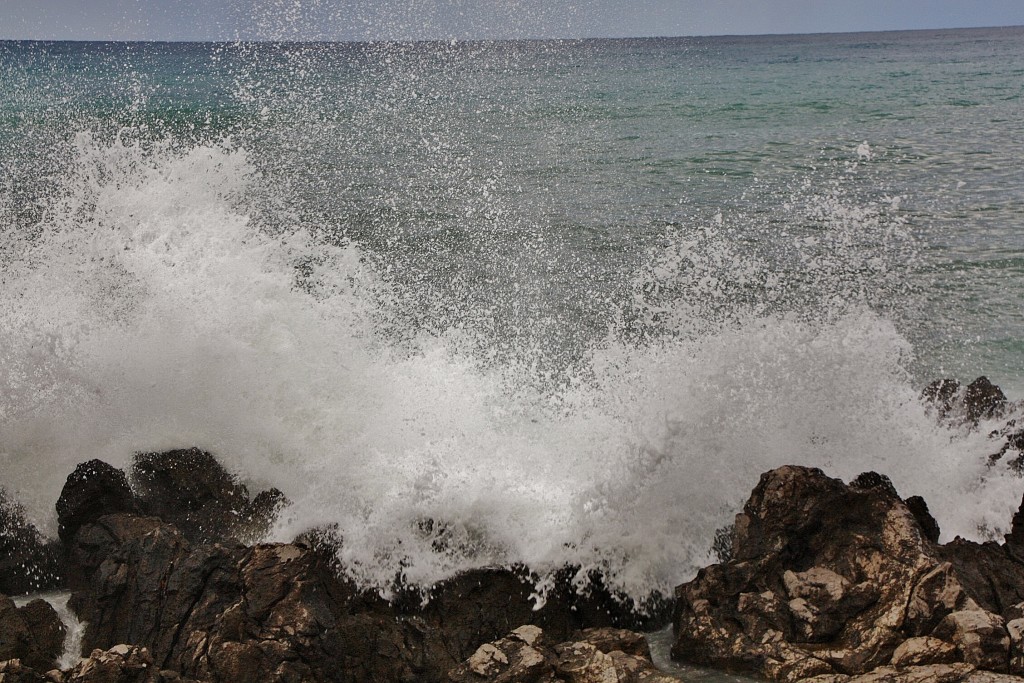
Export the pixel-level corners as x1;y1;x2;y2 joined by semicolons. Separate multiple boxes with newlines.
447;625;676;682
66;514;652;683
921;377;1009;425
922;379;962;419
905;496;941;544
932;610;1009;671
130;449;283;544
0;595;66;671
890;636;958;667
671;465;1024;681
0;489;63;594
964;377;1007;423
64;514;165;591
937;538;1024;622
803;663;978;682
0;659;51;683
56;461;137;542
61;644;207;683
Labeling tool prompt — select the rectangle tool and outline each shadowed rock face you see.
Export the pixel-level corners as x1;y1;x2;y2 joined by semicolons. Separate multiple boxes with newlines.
56;460;138;543
672;465;1024;682
0;594;65;671
130;448;285;545
0;489;63;594
63;510;663;683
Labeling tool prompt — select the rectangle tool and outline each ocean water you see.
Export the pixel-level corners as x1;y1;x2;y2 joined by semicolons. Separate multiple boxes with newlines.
1;27;1023;606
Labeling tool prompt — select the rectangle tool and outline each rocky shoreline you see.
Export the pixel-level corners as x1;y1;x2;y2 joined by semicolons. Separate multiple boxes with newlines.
1;377;1024;682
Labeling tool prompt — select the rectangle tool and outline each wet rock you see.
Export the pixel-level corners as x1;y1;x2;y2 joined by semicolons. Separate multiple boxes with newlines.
67;520;642;683
0;488;63;594
56;461;137;543
921;377;1010;426
922;379;961;419
671;465;1024;681
905;496;941;544
964;377;1007;423
447;625;677;683
0;595;66;671
64;514;165;591
130;449;279;544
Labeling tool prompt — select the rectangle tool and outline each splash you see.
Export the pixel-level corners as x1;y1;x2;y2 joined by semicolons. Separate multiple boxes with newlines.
1;128;1020;605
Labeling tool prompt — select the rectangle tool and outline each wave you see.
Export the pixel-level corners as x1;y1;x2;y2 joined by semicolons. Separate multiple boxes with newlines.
0;132;1020;603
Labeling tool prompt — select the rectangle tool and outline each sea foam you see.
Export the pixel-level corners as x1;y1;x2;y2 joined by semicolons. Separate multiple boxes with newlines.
0;131;1020;604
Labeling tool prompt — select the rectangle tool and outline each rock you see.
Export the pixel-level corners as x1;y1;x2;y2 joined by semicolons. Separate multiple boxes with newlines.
130;449;272;544
447;625;676;683
1006;618;1024;674
64;514;165;591
922;379;962;419
890;636;958;667
1005;488;1024;553
56;461;137;543
0;659;50;683
0;595;66;671
804;663;978;682
66;516;646;683
0;488;63;594
61;644;207;683
671;465;1024;680
921;377;1010;426
569;628;650;659
964;377;1007;423
937;538;1024;623
905;496;941;544
932;610;1009;671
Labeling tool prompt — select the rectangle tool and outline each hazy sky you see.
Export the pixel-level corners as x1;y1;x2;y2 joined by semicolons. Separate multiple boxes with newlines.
2;0;1024;42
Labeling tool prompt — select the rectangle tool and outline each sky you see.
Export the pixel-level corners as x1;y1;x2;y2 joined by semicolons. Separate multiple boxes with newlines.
2;0;1024;42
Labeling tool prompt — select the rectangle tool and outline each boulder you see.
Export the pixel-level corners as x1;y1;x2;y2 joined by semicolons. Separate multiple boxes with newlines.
0;594;66;671
964;377;1007;423
130;449;282;544
672;465;1024;681
447;625;677;683
920;377;1009;425
0;488;63;594
0;659;50;683
56;461;137;542
921;379;961;419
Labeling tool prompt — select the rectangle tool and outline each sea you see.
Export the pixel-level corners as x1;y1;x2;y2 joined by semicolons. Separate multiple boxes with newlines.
1;27;1023;623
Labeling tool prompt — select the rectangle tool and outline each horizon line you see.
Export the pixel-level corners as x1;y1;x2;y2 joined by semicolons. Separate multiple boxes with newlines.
1;22;1022;46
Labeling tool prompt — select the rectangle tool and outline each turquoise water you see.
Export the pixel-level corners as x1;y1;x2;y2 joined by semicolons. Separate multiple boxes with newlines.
1;28;1023;608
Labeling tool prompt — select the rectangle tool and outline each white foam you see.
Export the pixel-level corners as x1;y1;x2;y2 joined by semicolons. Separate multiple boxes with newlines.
0;134;1020;604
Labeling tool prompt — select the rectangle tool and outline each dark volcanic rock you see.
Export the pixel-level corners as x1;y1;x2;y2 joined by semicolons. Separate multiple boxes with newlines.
67;514;661;683
0;488;63;594
922;379;962;419
964;377;1007;423
0;594;66;671
130;448;262;543
672;465;1024;681
905;495;941;544
64;513;166;591
56;460;137;543
921;376;1011;426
